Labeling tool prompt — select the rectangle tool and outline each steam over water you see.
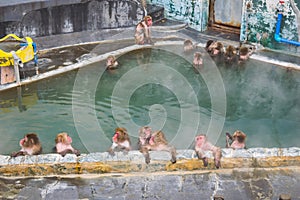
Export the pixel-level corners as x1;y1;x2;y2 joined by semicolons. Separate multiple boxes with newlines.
0;48;299;154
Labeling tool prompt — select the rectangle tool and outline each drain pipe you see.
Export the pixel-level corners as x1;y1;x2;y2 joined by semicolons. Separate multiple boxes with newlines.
275;0;300;46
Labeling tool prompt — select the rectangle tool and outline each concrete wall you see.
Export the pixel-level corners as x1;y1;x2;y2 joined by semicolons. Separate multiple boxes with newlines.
149;0;300;52
0;0;145;37
0;0;299;52
240;0;300;52
149;0;209;32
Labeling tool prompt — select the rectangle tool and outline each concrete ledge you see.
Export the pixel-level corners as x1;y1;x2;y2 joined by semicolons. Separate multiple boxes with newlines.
1;148;300;177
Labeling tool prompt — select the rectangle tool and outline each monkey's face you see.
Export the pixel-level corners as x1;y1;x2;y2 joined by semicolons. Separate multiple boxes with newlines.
195;135;206;146
106;57;114;67
20;137;26;146
233;131;246;143
21;133;39;147
113;128;128;143
146;18;152;26
143;127;152;139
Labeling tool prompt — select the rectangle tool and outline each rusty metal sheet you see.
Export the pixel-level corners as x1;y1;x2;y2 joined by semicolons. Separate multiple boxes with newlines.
214;0;243;28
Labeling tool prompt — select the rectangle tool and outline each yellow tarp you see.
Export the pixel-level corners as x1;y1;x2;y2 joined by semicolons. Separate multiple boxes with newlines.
0;34;35;67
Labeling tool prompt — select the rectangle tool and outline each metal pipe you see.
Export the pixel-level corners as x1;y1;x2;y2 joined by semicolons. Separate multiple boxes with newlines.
11;51;23;85
275;13;300;46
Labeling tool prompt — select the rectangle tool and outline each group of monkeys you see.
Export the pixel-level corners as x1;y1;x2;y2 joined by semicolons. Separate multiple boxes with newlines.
11;127;247;169
105;15;253;71
184;39;254;70
10;132;80;158
11;16;249;169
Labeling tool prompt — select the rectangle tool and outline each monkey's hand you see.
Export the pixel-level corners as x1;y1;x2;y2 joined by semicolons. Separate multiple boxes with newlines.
108;148;115;156
202;157;208;167
145;38;153;45
145;156;151;164
10;151;26;157
58;149;73;157
214;158;221;169
74;149;80;156
226;132;233;141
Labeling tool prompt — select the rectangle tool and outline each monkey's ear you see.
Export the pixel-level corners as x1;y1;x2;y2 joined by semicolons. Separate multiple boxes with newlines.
55;135;62;143
122;129;128;135
30;138;35;144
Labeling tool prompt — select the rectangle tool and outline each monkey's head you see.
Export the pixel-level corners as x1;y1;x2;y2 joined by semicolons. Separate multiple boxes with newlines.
144;15;152;26
239;46;249;56
21;133;40;147
195;134;206;142
113;127;129;143
184;39;194;52
55;132;72;145
106;55;117;67
139;126;152;139
149;130;167;145
195;134;207;144
232;130;246;143
215;42;224;51
205;40;215;50
225;45;236;57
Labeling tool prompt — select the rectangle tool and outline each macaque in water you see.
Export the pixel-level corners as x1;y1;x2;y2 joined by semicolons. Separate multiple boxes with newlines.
194;134;222;168
108;127;131;156
135;15;153;45
212;42;224;56
238;46;254;62
106;55;118;70
138;126;177;164
205;40;215;53
226;130;247;149
224;45;238;64
54;132;80;156
206;41;224;56
183;39;194;52
11;133;42;157
193;52;203;69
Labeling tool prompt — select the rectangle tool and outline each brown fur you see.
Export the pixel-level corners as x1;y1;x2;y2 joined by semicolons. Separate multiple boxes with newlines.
55;132;80;156
193;52;203;69
138;126;176;164
194;134;222;168
183;39;194;52
106;55;118;69
108;127;131;156
135;15;153;45
226;130;247;149
11;133;42;157
206;41;224;56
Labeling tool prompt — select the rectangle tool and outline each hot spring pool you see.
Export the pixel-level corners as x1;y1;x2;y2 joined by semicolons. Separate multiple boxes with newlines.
0;44;299;155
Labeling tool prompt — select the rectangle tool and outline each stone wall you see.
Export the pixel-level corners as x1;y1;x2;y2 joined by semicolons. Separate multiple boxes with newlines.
1;148;300;176
0;0;145;37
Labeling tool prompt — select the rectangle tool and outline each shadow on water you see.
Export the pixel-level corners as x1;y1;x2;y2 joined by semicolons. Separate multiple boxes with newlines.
0;46;299;155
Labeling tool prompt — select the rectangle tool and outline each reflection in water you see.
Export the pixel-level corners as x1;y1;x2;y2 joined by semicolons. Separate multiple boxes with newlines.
0;47;299;155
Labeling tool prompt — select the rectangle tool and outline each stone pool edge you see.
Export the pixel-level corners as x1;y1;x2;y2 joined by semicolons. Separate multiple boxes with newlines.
0;148;299;177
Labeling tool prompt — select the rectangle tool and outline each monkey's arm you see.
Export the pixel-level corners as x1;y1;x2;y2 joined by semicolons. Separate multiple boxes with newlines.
225;132;233;148
10;151;27;157
73;149;80;156
58;149;74;157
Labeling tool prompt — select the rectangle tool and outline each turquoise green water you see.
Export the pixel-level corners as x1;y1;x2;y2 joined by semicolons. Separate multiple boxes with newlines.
0;47;299;155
